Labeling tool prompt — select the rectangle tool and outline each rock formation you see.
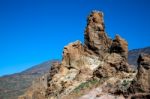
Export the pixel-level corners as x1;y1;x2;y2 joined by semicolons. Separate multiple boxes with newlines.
46;40;102;98
44;11;135;99
19;11;149;99
128;54;150;98
84;11;111;58
18;61;60;99
110;35;128;59
18;74;47;99
137;54;150;92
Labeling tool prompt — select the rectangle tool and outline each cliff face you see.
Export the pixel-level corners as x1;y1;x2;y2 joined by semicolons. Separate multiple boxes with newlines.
19;11;149;99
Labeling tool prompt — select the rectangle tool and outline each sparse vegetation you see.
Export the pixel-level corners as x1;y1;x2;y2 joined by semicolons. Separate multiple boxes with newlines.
117;80;132;93
0;60;56;99
73;79;99;93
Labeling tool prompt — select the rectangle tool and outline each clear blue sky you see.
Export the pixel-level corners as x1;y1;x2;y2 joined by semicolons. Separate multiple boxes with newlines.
0;0;150;76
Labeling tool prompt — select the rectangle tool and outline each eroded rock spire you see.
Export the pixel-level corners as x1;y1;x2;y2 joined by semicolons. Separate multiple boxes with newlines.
84;11;111;57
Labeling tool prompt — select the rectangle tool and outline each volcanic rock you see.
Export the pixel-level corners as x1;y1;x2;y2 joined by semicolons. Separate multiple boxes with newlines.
127;54;150;98
84;11;112;58
19;11;137;99
110;35;128;59
135;54;150;93
45;11;135;99
18;74;48;99
46;40;102;98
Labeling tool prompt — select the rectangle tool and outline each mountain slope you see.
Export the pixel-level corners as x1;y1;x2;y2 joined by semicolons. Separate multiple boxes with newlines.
128;46;150;66
0;60;59;99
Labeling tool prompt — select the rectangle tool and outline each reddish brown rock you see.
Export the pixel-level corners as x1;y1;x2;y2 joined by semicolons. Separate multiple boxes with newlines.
48;61;61;81
45;11;134;99
46;40;102;98
136;54;150;92
19;11;137;99
84;11;111;57
18;74;48;99
127;54;150;99
110;35;128;60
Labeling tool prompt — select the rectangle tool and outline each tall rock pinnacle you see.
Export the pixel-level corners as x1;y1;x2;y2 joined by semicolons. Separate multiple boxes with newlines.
84;11;111;57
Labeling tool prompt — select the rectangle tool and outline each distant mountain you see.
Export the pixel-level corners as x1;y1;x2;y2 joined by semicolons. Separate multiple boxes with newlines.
128;46;150;66
0;60;59;99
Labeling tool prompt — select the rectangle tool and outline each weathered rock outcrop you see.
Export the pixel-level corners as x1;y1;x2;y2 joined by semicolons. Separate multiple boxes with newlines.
46;40;102;98
19;11;148;99
44;11;135;99
18;61;60;99
137;54;150;92
110;35;128;59
127;54;150;99
18;74;48;99
84;11;112;58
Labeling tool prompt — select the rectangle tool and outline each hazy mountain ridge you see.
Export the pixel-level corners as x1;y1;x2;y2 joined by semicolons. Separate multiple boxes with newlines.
128;46;150;66
0;60;59;99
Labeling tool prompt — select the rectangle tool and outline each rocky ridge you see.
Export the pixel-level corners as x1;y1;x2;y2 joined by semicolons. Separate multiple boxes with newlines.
128;47;150;66
19;11;150;99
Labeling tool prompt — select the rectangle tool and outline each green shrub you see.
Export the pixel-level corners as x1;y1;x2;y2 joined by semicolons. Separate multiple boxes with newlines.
118;80;131;93
73;79;99;93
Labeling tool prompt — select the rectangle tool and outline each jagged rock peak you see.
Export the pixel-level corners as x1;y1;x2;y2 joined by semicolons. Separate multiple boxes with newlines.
84;11;111;56
87;10;104;27
110;34;128;59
